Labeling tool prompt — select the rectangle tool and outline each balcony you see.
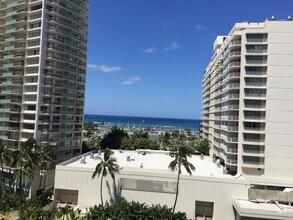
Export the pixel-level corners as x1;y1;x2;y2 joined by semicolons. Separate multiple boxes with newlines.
229;40;241;47
225;159;237;165
226;137;238;143
226;148;238;154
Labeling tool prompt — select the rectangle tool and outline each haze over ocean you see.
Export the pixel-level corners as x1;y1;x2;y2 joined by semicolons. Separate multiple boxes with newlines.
84;114;201;130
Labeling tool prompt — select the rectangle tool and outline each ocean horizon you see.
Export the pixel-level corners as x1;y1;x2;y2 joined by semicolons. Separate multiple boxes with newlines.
84;114;201;130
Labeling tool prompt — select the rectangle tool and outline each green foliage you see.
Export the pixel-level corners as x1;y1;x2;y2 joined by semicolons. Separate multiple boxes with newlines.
85;200;187;219
158;132;171;148
195;139;210;155
121;137;159;150
83;122;97;130
17;186;54;220
87;139;101;150
100;126;128;149
0;182;20;212
132;130;149;139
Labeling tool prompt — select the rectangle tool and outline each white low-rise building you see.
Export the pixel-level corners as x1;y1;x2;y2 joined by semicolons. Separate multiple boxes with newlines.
54;149;293;219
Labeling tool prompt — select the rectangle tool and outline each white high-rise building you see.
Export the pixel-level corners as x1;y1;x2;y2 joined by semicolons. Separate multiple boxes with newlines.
0;0;89;165
201;18;293;181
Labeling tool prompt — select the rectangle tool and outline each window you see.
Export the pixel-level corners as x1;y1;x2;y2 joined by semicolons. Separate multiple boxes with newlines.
27;58;39;65
245;88;266;97
29;31;41;38
246;34;267;42
31;4;42;11
244;100;266;108
246;55;266;64
243;145;262;153
26;77;38;83
28;50;39;56
30;22;41;29
27;67;38;74
246;66;266;75
28;40;40;47
23;123;35;130
30;13;42;20
243;156;260;164
25;86;37;92
22;133;34;139
27;105;36;111
246;45;266;53
24;95;37;101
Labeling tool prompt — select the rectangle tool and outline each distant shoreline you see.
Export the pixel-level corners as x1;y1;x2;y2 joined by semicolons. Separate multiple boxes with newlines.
84;114;201;130
84;114;200;121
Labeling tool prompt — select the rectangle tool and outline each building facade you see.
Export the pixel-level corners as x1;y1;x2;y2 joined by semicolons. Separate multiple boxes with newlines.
0;0;89;162
201;19;293;180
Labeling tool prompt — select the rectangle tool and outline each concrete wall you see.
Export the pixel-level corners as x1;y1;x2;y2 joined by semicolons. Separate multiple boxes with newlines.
265;21;293;179
55;165;248;220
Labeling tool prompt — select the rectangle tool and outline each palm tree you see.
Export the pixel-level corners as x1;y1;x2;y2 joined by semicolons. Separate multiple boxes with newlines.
53;205;73;220
92;148;120;207
0;139;11;184
168;145;195;215
11;138;40;203
38;145;56;192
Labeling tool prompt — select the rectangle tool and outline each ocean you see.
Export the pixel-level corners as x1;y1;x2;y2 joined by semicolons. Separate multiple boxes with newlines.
84;114;201;130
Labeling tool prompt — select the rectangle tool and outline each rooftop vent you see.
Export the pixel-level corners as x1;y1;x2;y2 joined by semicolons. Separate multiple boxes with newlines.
126;155;130;162
270;16;275;20
90;153;94;159
288;16;292;20
216;159;221;167
200;154;204;160
80;156;86;164
97;149;101;155
140;163;143;168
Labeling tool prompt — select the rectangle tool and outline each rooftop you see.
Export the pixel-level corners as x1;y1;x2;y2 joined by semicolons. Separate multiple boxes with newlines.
233;198;293;220
64;149;236;179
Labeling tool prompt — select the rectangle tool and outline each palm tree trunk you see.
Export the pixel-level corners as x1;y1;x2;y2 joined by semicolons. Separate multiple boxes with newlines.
172;170;180;215
39;163;44;193
0;158;4;183
19;160;23;207
100;173;104;207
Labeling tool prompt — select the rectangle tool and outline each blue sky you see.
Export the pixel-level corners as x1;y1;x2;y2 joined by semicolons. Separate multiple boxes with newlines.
85;0;293;119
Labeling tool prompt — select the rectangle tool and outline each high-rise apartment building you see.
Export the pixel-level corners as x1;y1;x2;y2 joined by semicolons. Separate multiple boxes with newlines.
0;0;88;164
201;19;293;180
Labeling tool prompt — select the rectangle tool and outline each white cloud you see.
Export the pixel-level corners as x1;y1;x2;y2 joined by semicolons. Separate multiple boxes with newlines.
120;76;142;85
87;64;122;72
164;42;181;51
142;47;158;53
196;24;208;31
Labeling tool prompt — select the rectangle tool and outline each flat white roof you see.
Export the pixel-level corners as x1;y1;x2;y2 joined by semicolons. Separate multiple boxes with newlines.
65;150;235;178
233;198;293;220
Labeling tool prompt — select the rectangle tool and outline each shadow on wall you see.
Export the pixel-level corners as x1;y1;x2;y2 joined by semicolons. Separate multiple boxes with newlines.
106;180;124;204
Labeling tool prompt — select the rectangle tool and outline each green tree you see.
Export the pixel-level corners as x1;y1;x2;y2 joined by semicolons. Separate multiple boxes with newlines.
100;126;128;149
195;139;210;155
121;137;159;150
168;145;195;215
83;122;97;130
159;132;171;149
53;205;73;220
11;138;40;204
87;139;101;150
0;139;11;184
38;145;57;192
85;200;187;219
92;148;119;207
132;130;149;139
